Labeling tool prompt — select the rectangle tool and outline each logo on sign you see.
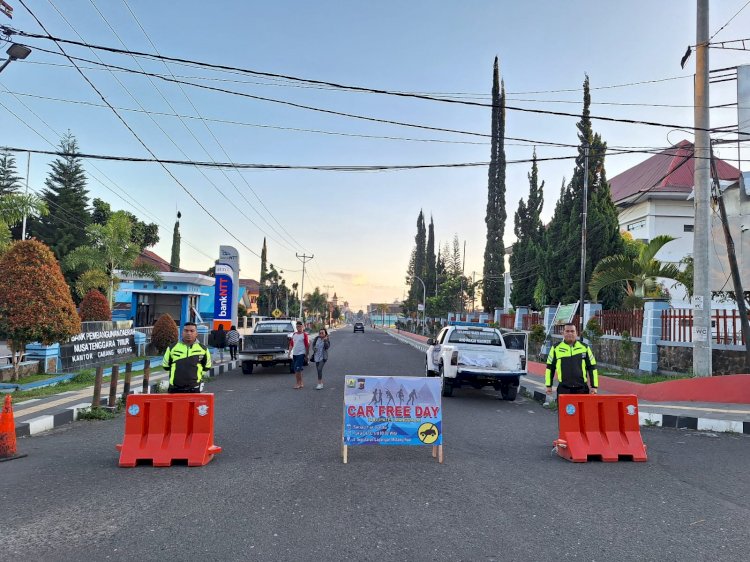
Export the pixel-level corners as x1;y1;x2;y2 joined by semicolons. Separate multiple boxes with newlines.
565;404;576;415
128;404;140;416
626;404;637;416
197;405;209;417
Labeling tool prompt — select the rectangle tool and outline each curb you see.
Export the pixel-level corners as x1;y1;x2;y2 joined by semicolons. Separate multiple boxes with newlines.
518;381;750;435
14;360;241;438
384;330;429;353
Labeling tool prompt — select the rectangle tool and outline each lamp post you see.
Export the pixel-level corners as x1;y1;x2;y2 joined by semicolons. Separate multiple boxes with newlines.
413;275;427;335
0;43;32;74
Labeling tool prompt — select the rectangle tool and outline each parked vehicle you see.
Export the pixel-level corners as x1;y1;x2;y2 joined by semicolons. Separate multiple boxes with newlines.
353;322;365;333
425;322;527;400
239;319;296;374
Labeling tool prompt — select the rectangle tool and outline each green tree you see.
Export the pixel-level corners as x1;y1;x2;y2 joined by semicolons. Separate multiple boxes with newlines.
92;198;159;250
482;56;507;313
0;193;47;255
64;211;162;306
409;210;426;305
541;76;624;308
257;237;269;314
588;235;683;304
31;132;91;261
303;287;328;321
0;240;80;380
426;216;436;297
0;150;22;196
170;211;181;271
510;150;545;307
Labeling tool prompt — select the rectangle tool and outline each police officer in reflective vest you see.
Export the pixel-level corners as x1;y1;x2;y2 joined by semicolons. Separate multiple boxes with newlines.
163;322;212;393
545;322;599;398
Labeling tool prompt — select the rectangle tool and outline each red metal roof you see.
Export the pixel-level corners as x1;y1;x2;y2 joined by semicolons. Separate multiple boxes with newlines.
137;249;172;272
609;140;740;204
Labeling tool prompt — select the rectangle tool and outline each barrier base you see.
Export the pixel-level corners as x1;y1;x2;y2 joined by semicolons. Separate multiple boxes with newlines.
0;453;28;462
554;438;647;463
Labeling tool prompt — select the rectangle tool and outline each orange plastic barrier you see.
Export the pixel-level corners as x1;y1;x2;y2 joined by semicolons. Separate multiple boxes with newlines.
554;394;647;463
116;393;222;467
0;395;26;462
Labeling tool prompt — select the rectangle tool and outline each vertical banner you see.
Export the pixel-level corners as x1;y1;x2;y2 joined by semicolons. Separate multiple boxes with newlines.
343;376;442;446
215;246;239;329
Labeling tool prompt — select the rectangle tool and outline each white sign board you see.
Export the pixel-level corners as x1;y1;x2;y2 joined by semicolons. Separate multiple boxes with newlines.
692;326;708;343
417;304;425;312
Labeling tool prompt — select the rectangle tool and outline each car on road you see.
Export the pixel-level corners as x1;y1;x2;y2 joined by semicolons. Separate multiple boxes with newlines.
425;322;527;400
353;322;365;333
239;319;296;374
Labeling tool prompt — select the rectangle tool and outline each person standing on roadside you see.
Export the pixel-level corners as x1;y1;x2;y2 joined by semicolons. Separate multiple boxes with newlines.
226;325;241;360
309;328;331;390
288;321;309;389
545;322;599;398
163;322;212;393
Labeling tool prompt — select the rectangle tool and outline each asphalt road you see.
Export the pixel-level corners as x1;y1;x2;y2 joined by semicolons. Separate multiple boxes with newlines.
2;327;749;561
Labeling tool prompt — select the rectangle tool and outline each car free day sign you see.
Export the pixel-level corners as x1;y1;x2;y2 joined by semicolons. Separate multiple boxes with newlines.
343;376;442;448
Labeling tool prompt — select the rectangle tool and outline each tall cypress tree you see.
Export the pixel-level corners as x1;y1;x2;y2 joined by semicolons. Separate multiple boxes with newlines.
258;237;268;314
541;76;624;308
510;150;545;307
482;57;507;313
409;210;426;304
426;216;436;297
31;132;91;260
0;150;22;196
170;211;181;271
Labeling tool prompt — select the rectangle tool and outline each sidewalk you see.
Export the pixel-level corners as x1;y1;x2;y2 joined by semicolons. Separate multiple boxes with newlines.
11;359;241;437
384;328;750;434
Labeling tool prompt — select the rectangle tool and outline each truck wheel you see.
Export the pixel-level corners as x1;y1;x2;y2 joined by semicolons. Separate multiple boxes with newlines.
425;357;435;377
241;361;254;375
500;383;518;401
439;364;453;397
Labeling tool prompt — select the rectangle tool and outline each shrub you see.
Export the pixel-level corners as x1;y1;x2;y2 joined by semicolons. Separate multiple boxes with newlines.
79;289;111;321
152;314;178;353
529;323;546;345
0;240;80;381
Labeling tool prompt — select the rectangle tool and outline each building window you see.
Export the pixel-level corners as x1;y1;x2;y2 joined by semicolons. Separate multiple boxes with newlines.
684;224;694;232
626;220;645;231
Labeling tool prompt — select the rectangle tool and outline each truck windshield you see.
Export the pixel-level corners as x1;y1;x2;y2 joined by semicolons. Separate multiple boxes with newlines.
448;329;502;346
254;323;294;334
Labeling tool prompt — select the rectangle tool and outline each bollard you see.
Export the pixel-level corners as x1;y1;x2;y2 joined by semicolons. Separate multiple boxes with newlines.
92;365;104;408
123;362;133;397
108;364;120;408
142;359;151;394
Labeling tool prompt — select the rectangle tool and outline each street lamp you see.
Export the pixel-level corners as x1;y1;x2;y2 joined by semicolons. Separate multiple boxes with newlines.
413;275;427;336
0;44;32;74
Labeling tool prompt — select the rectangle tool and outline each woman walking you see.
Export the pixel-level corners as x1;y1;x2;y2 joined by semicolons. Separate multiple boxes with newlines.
310;328;331;390
226;325;241;360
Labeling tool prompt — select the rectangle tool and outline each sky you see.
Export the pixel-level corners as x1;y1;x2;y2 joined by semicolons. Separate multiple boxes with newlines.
1;0;749;312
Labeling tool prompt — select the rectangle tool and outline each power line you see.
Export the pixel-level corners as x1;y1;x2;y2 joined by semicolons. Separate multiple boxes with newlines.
709;1;750;42
16;0;270;266
3;28;723;132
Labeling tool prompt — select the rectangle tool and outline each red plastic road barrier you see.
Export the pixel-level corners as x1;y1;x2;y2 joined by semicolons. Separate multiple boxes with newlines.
0;394;27;462
554;394;647;463
116;393;222;467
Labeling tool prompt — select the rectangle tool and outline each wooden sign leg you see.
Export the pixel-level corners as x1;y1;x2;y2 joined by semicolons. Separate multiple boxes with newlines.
438;445;444;464
342;443;348;464
432;445;437;458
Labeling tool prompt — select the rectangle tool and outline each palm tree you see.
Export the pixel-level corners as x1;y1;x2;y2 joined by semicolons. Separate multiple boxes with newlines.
0;193;47;253
64;211;161;306
377;303;388;328
303;287;327;323
588;235;686;304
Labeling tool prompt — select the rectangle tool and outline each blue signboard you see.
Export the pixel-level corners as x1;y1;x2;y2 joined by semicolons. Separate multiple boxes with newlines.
343;376;442;446
213;263;233;322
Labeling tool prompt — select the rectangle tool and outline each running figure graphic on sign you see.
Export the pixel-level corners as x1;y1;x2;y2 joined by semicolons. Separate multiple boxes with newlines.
368;388;382;405
397;388;405;405
385;389;395;405
407;389;417;405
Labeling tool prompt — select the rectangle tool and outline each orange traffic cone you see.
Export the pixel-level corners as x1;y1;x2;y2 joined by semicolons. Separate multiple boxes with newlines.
0;394;26;462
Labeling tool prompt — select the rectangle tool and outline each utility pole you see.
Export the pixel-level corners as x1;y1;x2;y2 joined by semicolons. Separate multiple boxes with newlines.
693;0;712;376
579;143;590;334
710;148;750;367
21;151;29;240
323;284;334;327
296;253;313;323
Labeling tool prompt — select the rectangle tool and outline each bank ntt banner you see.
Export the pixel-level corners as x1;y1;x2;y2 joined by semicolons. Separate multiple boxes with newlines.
343;376;442;446
213;263;234;322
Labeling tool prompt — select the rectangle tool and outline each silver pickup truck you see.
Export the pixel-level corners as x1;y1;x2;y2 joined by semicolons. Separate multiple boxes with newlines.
425;323;527;400
239;320;295;374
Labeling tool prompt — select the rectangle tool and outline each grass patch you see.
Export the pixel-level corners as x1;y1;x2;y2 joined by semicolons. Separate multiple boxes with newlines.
77;407;116;421
603;371;692;384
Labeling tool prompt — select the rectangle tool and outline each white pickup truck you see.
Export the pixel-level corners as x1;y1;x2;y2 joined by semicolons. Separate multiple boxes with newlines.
425;323;527;400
